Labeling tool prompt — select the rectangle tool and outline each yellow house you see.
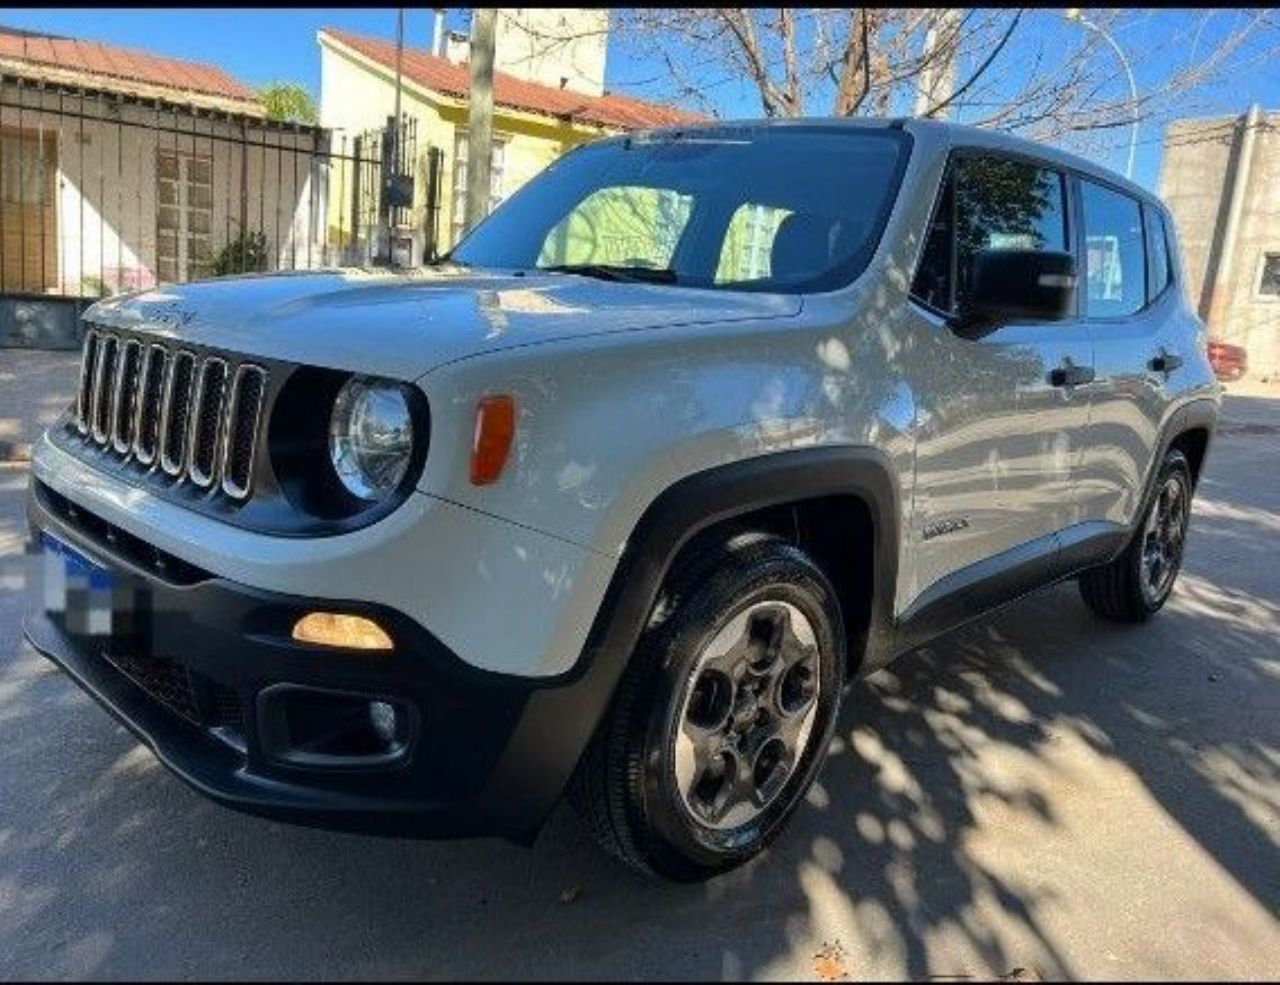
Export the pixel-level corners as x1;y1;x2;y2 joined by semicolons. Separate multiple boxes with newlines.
317;26;700;263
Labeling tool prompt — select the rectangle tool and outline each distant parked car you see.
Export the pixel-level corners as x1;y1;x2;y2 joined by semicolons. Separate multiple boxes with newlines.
1208;340;1247;381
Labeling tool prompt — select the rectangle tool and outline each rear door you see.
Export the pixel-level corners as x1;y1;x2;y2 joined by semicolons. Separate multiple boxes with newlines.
905;151;1094;609
1076;178;1177;535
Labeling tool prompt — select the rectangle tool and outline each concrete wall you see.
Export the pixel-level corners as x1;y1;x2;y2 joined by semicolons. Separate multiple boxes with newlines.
1160;111;1280;378
493;9;609;97
0;82;327;300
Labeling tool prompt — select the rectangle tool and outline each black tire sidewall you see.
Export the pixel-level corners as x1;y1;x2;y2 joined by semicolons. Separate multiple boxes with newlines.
1130;449;1193;613
631;540;845;875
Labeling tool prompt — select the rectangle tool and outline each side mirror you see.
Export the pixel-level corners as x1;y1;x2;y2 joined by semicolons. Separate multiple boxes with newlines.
951;249;1077;337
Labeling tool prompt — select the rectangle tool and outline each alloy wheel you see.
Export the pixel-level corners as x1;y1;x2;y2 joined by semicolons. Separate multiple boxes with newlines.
1141;474;1188;604
673;601;821;831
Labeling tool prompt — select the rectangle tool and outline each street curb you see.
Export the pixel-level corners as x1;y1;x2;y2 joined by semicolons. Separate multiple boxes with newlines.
0;440;33;463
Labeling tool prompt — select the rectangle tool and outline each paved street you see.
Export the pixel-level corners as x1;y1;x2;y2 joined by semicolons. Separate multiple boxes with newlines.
0;384;1277;980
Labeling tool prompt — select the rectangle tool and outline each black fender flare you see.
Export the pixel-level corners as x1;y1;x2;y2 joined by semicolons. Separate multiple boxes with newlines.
475;445;902;839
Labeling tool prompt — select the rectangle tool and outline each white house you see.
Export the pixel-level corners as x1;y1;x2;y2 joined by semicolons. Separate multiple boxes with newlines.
0;25;329;303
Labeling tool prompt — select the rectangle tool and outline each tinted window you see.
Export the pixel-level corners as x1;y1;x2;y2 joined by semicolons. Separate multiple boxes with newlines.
452;129;910;293
1144;204;1172;300
911;155;1067;314
1082;180;1146;317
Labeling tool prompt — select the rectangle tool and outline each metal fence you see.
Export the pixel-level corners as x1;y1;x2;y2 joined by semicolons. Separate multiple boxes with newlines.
0;75;441;302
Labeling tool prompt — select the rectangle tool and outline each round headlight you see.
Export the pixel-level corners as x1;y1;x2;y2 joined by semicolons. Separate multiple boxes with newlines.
329;377;415;501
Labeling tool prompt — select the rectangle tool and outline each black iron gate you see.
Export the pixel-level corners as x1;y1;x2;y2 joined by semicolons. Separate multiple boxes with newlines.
0;75;442;305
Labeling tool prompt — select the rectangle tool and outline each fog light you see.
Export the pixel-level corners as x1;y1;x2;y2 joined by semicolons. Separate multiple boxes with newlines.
368;700;397;742
291;612;393;651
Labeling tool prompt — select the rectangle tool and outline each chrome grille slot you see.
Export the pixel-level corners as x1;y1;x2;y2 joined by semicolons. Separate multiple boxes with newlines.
221;364;267;500
70;327;269;505
76;331;99;434
90;335;117;445
160;351;196;477
188;358;229;488
110;339;143;454
133;345;169;466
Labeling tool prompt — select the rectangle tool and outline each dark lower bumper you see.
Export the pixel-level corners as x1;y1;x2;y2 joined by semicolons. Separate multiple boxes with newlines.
24;480;591;842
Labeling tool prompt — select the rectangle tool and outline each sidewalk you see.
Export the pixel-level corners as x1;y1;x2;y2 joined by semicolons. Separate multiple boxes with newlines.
0;349;81;461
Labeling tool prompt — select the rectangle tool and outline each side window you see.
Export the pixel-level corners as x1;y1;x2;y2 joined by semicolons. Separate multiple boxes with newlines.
1081;180;1146;317
1143;204;1172;301
911;155;1067;314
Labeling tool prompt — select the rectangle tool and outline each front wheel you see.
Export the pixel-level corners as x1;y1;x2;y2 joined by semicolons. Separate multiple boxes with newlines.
570;532;846;881
1079;448;1193;622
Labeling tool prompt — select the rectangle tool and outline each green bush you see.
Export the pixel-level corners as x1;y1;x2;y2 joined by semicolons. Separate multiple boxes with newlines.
214;231;269;276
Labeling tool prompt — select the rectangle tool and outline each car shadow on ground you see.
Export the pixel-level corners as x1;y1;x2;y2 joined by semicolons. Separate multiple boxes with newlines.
0;404;1276;979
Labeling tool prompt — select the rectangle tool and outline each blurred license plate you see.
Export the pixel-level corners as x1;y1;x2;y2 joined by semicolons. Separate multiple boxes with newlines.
41;531;120;636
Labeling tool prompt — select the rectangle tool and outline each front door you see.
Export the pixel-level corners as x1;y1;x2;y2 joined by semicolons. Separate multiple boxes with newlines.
903;151;1094;614
1;126;57;294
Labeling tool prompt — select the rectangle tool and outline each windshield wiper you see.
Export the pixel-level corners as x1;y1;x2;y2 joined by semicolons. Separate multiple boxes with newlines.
539;263;678;284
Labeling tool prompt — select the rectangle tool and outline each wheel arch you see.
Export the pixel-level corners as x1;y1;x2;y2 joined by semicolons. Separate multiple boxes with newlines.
474;446;902;839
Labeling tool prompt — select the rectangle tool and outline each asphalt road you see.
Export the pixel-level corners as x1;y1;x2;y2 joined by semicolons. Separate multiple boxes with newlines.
1;393;1277;980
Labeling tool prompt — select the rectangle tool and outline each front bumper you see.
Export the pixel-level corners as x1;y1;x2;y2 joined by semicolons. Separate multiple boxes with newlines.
24;479;577;841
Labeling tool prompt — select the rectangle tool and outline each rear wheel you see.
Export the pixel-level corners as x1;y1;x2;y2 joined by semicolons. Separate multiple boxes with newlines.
1079;448;1193;622
569;532;846;881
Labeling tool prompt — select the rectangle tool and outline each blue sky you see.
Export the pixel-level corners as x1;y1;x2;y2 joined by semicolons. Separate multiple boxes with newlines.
3;8;1277;193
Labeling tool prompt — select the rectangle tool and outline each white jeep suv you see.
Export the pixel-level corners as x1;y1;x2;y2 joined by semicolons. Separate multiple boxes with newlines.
25;119;1219;880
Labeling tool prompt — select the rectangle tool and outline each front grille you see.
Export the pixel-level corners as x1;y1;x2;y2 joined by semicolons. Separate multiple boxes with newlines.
71;327;268;502
105;649;203;725
101;649;245;736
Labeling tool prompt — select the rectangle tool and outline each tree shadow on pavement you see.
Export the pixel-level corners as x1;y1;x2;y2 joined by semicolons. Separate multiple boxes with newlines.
0;409;1276;980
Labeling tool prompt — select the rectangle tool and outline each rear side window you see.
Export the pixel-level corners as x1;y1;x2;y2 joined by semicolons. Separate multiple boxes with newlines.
1081;180;1146;317
1144;204;1173;300
912;155;1068;315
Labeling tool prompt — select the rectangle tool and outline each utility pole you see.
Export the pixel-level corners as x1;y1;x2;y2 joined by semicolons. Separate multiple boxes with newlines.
915;9;961;120
1064;8;1138;179
465;8;497;235
376;8;407;265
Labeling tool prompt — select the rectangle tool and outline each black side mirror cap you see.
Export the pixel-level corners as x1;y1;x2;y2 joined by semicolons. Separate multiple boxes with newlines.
951;249;1077;336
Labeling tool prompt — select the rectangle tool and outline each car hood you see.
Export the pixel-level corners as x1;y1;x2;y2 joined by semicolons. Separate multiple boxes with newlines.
83;267;803;380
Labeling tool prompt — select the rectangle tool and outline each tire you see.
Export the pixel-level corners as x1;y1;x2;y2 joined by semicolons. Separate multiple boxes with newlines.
569;531;846;881
1079;448;1193;622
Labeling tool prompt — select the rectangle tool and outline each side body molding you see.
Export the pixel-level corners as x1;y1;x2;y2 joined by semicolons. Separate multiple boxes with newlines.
476;445;902;838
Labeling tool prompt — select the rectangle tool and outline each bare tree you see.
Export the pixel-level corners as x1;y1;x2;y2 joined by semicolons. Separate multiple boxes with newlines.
612;8;1279;155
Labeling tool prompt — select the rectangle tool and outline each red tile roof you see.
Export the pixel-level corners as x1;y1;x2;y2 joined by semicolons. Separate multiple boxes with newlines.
0;26;260;106
322;28;702;132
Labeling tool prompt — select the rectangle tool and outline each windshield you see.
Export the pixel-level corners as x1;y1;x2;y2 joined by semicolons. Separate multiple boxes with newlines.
450;127;911;293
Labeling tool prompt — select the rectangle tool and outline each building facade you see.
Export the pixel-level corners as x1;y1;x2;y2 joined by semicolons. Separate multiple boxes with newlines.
317;15;699;265
0;25;333;349
1160;107;1280;379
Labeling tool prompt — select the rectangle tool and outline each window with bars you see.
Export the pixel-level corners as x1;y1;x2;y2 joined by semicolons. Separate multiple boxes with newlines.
716;204;793;283
451;128;507;247
1257;252;1280;298
156;149;214;284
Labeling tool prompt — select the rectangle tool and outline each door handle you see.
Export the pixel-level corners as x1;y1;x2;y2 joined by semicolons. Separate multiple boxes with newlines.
1149;349;1183;374
1048;360;1095;388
